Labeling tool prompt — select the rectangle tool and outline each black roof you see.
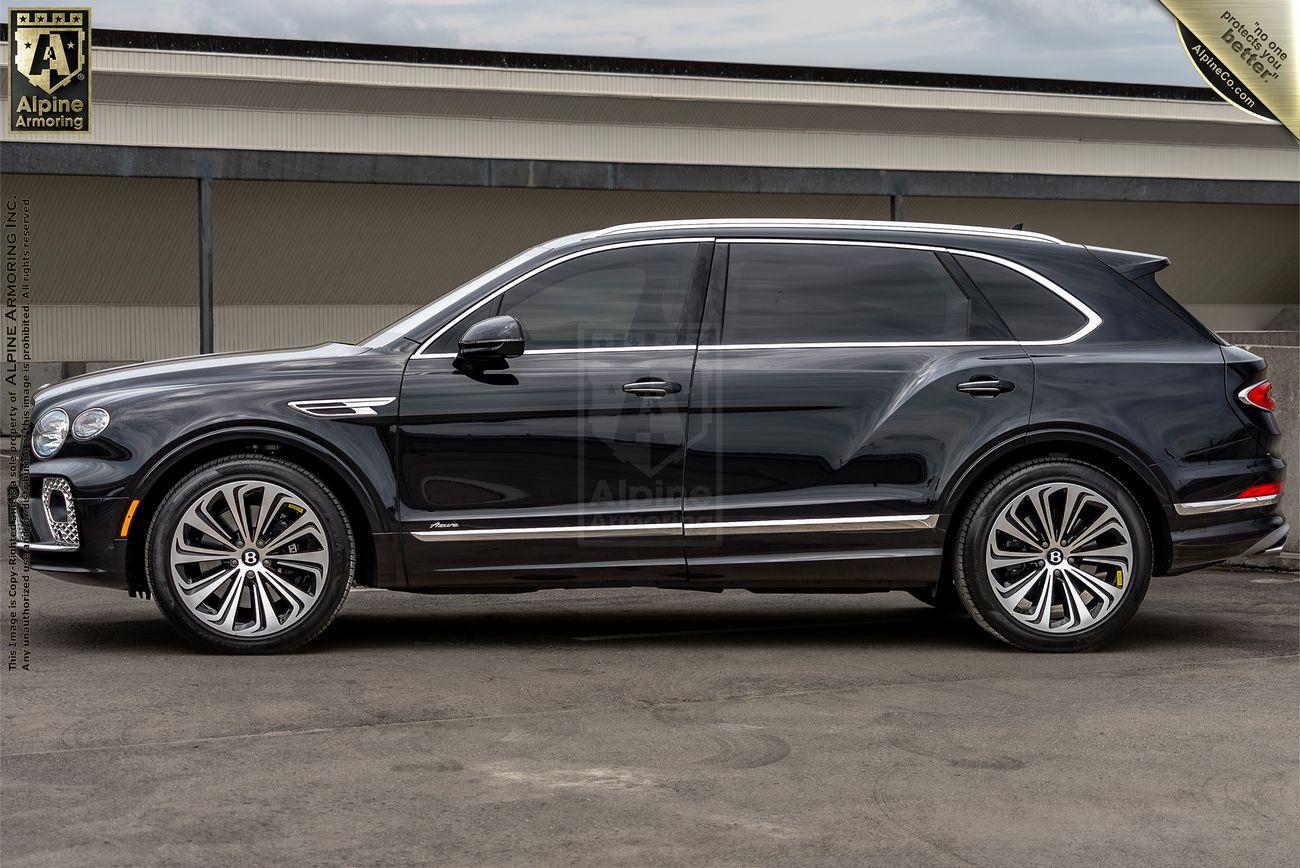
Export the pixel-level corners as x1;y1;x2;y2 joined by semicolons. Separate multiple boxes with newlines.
1;25;1219;103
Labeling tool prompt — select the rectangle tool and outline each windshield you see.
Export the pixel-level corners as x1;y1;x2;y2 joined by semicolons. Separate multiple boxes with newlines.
358;241;562;347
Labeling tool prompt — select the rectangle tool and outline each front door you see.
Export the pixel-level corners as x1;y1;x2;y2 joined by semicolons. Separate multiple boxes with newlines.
683;240;1034;585
397;240;710;587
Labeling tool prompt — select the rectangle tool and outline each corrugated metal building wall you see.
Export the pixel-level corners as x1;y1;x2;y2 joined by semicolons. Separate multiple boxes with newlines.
1;31;1297;362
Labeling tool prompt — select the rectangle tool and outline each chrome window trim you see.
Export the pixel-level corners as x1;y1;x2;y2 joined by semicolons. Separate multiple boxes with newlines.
709;239;1101;348
410;235;1101;359
950;249;1101;345
411;513;940;541
416;345;695;360
699;341;1020;350
1173;494;1281;516
411;238;713;359
523;344;696;355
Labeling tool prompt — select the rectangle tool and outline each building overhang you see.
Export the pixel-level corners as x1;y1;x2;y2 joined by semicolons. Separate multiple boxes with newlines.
1;29;1296;203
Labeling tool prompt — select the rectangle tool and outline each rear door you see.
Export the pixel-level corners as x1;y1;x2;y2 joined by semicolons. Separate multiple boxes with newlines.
683;239;1034;585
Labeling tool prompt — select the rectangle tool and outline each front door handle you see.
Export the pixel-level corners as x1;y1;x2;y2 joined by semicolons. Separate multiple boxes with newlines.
622;379;682;398
956;376;1015;397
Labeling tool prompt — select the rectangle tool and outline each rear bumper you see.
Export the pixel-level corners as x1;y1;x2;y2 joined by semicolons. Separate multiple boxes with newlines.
1165;512;1289;575
1240;521;1290;557
1160;448;1287;574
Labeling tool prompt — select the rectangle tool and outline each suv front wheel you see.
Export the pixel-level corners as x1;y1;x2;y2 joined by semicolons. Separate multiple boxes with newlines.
952;458;1152;652
146;455;355;653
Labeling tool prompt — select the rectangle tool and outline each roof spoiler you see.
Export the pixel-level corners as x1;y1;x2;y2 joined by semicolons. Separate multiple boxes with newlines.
1085;245;1169;279
1088;245;1225;346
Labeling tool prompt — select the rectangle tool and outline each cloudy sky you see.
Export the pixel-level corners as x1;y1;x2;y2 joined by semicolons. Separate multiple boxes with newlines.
67;0;1199;86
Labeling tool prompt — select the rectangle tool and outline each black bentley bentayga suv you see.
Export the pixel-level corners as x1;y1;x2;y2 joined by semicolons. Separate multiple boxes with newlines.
18;220;1288;652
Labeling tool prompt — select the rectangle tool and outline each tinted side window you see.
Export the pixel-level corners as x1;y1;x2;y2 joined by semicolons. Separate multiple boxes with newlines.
956;255;1087;342
424;296;499;354
499;243;698;349
722;244;979;344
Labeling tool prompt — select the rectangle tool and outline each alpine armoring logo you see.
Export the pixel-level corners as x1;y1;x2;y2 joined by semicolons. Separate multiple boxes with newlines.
8;8;91;133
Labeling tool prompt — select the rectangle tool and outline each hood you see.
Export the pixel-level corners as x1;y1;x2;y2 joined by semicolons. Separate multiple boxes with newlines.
35;343;367;407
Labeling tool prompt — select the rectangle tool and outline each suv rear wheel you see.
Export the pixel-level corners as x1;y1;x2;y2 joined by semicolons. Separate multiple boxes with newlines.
146;455;355;653
952;458;1151;652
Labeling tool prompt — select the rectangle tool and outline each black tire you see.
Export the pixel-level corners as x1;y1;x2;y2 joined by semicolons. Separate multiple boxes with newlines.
146;454;354;653
951;458;1152;652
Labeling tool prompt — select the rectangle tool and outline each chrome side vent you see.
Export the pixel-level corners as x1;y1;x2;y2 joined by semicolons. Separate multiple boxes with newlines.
288;397;395;418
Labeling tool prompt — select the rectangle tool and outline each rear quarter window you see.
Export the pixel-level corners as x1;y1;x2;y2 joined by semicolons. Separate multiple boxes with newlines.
956;254;1088;342
723;243;999;344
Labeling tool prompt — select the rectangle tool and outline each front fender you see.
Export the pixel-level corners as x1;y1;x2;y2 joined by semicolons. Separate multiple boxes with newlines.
131;422;396;536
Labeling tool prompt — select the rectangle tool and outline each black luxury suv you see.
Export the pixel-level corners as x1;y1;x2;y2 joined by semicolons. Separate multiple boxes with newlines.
17;220;1288;653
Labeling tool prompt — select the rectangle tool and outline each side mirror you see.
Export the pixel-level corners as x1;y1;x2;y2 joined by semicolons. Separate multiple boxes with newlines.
457;315;525;361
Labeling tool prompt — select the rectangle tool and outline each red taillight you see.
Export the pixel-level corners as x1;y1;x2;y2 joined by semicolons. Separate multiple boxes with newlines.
1239;380;1275;411
1237;482;1283;499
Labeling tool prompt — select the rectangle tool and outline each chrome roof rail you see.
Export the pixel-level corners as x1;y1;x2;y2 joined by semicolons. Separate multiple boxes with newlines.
590;219;1064;245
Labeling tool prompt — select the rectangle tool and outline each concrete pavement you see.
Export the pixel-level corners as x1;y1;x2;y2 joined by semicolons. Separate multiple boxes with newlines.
1;570;1297;866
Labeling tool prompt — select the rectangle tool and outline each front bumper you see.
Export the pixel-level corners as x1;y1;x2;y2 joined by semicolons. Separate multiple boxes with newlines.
15;476;130;589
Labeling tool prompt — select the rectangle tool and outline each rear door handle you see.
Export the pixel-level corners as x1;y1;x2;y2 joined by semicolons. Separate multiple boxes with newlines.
956;377;1015;397
622;379;682;398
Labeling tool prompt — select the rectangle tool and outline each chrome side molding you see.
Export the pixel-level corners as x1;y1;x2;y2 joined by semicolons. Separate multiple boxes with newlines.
412;522;680;542
1173;494;1281;516
411;513;940;541
684;514;939;534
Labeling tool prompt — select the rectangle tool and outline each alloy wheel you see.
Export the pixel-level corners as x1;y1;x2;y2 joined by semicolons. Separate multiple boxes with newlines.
984;481;1134;634
168;479;331;637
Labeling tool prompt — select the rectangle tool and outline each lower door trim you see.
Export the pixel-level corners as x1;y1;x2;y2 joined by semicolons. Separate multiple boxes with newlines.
688;547;942;566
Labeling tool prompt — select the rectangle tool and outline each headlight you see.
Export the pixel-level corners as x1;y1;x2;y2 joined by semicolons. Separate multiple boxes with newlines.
72;407;111;440
32;408;69;458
